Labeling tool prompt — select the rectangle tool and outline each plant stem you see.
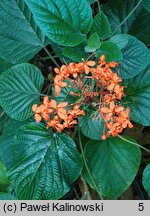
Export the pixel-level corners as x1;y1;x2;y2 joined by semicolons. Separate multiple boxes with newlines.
80;176;92;200
44;47;60;68
78;129;103;200
96;0;101;12
72;127;78;139
111;0;143;36
0;111;5;118
118;135;150;154
41;55;58;61
40;93;50;97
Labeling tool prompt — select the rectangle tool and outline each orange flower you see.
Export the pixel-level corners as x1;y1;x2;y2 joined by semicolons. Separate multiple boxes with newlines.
68;62;81;78
63;115;78;128
32;104;38;112
68;105;85;118
103;94;115;104
81;58;96;74
49;100;68;120
100;102;124;121
114;84;124;100
47;116;64;133
54;75;67;96
115;108;133;128
107;62;119;68
107;122;124;137
100;107;113;121
54;65;69;78
32;103;50;122
34;114;42;123
50;100;68;119
98;54;106;66
107;74;122;91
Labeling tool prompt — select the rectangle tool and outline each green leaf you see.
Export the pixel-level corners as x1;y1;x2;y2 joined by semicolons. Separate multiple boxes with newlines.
83;136;141;199
0;107;9;134
85;33;101;52
87;0;96;4
8;123;83;200
111;34;150;79
25;0;93;47
142;164;150;195
0;193;17;200
0;161;9;187
51;42;65;58
88;33;101;49
143;0;150;12
0;119;30;167
78;108;104;140
128;7;150;44
0;63;44;121
123;66;150;126
63;44;89;62
106;0;150;44
91;12;111;40
105;0;137;34
0;0;49;64
0;58;13;75
97;41;122;62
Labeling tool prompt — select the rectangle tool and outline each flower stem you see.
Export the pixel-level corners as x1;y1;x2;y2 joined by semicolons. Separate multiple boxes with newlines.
78;129;103;200
44;47;60;68
111;0;143;36
118;135;150;154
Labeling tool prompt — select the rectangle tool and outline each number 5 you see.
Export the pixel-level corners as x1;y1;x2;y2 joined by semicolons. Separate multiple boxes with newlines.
138;203;144;211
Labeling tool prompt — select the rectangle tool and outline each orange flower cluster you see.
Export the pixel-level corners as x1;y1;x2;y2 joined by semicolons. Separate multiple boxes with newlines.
53;59;95;96
32;96;85;132
91;55;133;140
100;102;133;140
33;55;133;138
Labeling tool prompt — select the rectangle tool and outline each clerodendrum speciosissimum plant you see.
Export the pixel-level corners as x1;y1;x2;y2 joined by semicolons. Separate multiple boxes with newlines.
32;55;133;140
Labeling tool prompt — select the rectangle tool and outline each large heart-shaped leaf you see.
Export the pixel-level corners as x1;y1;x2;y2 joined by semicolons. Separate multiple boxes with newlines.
8;123;83;200
0;0;49;64
142;164;150;195
123;66;150;126
82;136;141;199
110;34;150;79
0;63;44;121
78;109;104;140
25;0;93;47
